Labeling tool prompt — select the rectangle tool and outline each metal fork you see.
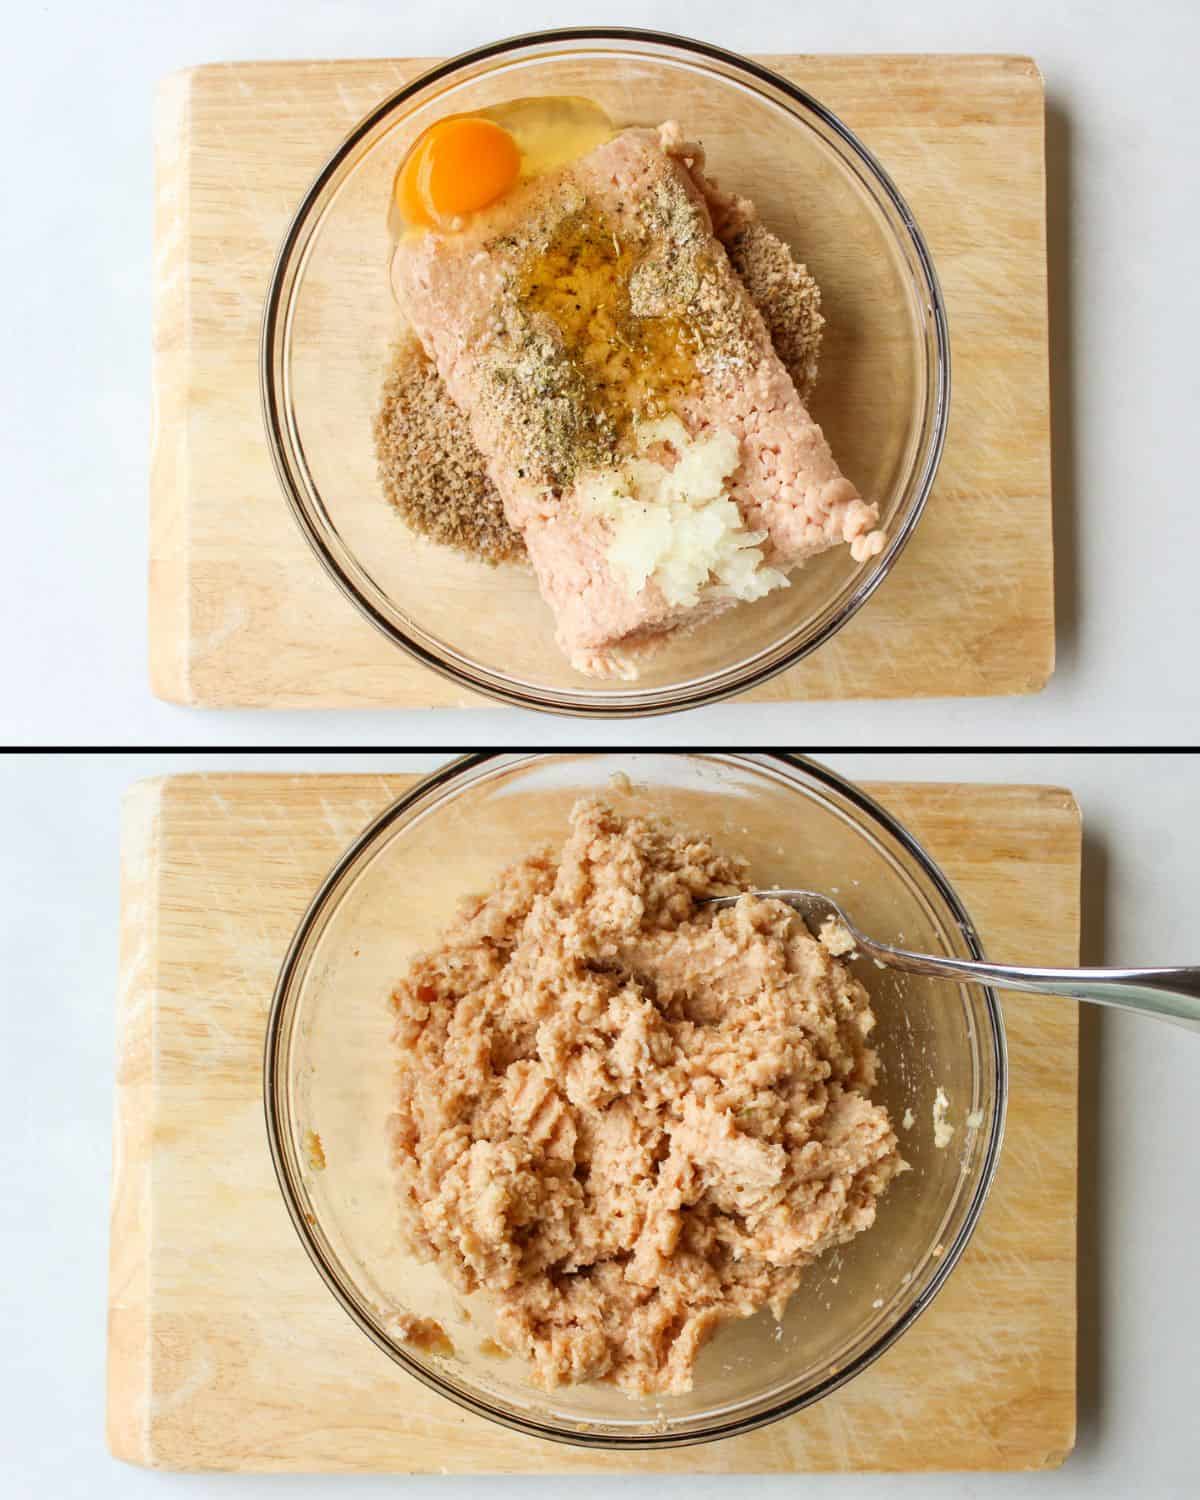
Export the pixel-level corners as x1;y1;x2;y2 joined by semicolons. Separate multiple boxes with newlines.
701;889;1200;1031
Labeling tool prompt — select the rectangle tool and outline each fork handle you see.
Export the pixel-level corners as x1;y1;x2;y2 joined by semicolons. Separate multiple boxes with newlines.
860;939;1200;1032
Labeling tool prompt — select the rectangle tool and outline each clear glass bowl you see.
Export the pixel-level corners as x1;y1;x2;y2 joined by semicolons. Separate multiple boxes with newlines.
264;753;1005;1449
261;29;949;717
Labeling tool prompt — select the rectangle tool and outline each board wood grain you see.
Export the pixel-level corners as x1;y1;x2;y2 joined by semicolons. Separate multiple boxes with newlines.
149;54;1052;707
108;772;1079;1472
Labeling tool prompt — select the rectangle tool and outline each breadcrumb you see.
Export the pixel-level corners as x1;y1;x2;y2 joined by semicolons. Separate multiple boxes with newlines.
677;135;824;399
302;1129;326;1171
373;342;523;564
722;219;823;401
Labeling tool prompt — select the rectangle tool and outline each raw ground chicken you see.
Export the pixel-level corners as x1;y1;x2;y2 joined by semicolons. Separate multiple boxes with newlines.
374;197;824;567
387;800;906;1395
392;121;883;679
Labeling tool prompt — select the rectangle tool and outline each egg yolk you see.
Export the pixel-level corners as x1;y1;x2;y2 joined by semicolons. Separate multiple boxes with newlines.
397;117;521;227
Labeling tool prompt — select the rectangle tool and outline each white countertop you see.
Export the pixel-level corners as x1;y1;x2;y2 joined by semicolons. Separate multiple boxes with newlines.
0;0;1198;744
1;751;1197;1497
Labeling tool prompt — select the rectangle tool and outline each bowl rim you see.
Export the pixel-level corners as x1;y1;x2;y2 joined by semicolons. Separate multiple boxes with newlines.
263;752;1007;1449
260;28;951;718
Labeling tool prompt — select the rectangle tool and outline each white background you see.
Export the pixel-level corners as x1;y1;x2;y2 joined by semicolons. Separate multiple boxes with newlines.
1;0;1198;745
1;750;1198;1498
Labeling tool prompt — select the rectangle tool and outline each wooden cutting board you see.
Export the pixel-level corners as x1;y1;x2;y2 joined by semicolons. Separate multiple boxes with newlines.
149;54;1052;708
108;773;1079;1472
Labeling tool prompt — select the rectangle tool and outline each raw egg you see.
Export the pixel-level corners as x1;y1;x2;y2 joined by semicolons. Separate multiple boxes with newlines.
393;96;613;233
397;116;521;228
486;96;613;179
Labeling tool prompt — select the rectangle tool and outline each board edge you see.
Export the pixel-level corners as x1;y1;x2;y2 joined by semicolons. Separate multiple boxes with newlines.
106;778;168;1466
149;72;197;706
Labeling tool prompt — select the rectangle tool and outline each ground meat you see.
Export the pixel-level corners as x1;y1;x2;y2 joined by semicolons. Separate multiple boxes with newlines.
387;799;905;1395
375;142;826;570
390;1312;454;1357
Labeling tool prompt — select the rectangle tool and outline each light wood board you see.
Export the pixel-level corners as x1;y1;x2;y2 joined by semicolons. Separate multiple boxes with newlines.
108;773;1079;1472
149;55;1053;708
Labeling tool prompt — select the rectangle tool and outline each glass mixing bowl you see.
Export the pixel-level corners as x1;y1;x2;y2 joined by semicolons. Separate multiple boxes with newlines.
261;29;949;716
265;753;1005;1448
